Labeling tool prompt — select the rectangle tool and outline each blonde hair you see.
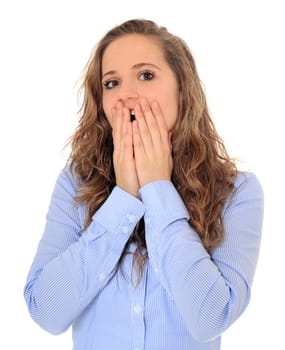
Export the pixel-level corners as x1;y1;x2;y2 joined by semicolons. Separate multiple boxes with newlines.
68;19;237;282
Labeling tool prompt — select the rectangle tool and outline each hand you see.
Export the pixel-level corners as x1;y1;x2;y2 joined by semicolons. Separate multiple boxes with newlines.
132;98;173;188
112;101;140;197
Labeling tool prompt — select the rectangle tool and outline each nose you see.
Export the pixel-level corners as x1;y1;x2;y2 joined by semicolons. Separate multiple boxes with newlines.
117;81;139;107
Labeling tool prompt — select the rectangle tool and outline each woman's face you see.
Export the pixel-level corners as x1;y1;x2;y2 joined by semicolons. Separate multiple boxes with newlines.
102;34;179;131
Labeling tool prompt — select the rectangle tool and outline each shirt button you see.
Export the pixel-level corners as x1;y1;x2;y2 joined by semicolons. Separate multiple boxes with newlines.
126;213;136;223
133;304;142;314
133;347;140;350
154;267;159;273
121;226;129;234
145;216;151;224
98;273;106;281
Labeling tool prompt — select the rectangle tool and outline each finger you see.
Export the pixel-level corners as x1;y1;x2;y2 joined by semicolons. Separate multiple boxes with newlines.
111;104;122;151
132;119;145;158
150;100;169;145
122;106;133;156
111;106;121;149
133;102;152;153
140;98;165;148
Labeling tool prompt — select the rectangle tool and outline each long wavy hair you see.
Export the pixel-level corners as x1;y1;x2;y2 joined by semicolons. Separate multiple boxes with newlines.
68;19;237;281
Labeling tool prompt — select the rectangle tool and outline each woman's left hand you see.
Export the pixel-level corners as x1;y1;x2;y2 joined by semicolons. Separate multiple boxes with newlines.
132;98;173;188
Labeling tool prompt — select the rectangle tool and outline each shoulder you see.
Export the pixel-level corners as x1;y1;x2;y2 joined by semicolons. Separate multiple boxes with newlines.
48;166;88;230
52;165;81;198
225;171;264;213
234;171;263;198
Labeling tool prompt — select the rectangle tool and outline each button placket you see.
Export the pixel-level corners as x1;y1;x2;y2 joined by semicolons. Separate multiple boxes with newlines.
144;215;160;275
133;304;142;314
130;262;148;350
121;225;129;234
145;216;151;225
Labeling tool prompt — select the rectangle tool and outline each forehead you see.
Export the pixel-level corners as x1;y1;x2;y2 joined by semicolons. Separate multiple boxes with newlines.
102;34;166;70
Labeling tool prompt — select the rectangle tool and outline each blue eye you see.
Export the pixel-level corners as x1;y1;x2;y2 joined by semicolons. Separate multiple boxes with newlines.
139;71;154;81
103;80;119;89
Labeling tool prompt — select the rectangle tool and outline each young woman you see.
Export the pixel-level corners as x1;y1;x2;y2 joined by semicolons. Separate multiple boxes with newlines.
24;19;264;349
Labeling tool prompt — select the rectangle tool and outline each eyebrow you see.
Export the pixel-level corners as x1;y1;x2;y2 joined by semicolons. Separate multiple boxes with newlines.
102;62;161;78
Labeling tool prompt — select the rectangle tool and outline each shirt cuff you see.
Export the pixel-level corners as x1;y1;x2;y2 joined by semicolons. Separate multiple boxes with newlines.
139;180;190;230
91;186;145;236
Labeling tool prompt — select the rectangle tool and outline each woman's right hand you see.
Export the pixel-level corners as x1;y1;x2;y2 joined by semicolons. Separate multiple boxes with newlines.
112;101;140;198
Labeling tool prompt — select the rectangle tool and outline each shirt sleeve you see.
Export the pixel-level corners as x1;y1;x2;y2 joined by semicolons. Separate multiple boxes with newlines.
139;172;264;342
24;168;145;335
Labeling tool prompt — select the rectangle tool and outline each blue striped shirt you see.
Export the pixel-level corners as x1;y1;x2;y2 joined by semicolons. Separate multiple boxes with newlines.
24;169;264;349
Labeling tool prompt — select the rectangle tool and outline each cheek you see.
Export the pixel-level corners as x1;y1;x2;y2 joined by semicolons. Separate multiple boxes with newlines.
102;96;113;126
166;113;177;131
105;114;112;128
162;96;179;131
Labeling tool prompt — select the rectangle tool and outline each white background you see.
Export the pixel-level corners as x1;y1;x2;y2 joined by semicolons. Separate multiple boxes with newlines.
1;0;284;349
